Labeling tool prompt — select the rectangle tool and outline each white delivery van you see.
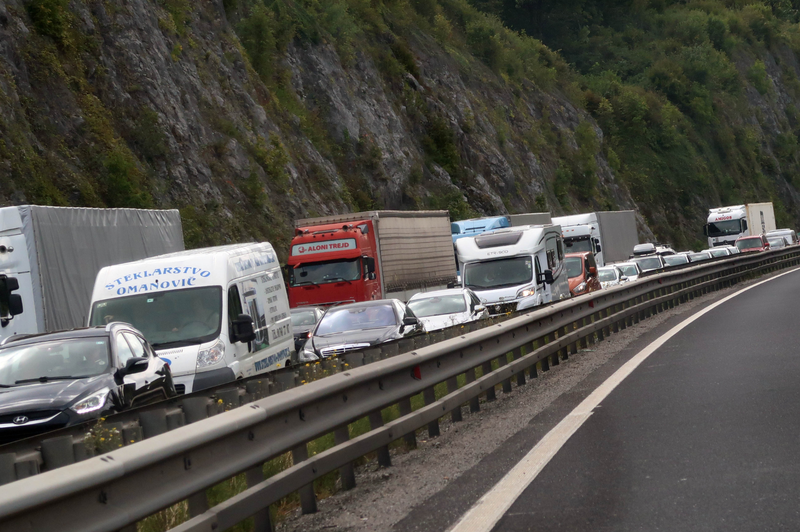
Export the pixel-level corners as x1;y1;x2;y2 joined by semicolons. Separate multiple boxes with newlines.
88;243;293;394
456;225;571;315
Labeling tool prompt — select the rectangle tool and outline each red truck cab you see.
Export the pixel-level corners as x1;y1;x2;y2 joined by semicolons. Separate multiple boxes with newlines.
564;251;602;296
288;221;380;307
735;235;770;253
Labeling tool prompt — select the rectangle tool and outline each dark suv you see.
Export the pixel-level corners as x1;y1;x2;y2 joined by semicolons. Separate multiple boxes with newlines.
0;323;175;444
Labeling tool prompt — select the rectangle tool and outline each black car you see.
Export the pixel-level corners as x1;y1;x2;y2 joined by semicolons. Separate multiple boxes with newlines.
0;323;176;443
300;300;425;361
290;306;325;355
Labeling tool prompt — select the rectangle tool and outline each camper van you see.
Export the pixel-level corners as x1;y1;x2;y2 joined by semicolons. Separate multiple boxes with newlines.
88;243;293;394
455;225;571;315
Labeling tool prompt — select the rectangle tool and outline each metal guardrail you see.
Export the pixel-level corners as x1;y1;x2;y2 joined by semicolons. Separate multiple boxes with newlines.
0;247;798;532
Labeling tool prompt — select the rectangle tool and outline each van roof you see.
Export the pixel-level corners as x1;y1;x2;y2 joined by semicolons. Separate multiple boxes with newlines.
455;225;560;263
109;243;269;264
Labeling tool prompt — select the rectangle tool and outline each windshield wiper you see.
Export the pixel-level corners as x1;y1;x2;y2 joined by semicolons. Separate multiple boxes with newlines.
327;277;353;284
152;339;203;349
294;281;319;287
15;376;80;384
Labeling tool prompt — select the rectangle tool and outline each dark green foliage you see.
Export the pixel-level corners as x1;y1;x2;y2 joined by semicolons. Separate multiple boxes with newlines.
25;0;70;46
102;149;153;208
128;108;168;163
748;60;770;95
422;114;461;180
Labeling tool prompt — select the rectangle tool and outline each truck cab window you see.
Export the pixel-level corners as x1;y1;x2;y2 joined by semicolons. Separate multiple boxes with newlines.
228;285;243;325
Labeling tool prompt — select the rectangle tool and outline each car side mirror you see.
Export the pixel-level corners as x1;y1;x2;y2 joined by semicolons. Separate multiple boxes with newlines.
367;272;376;280
594;239;601;253
364;256;376;274
474;304;486;314
115;357;149;380
589;266;597;275
537;270;555;285
8;294;22;317
620;275;629;282
402;316;419;327
231;314;256;343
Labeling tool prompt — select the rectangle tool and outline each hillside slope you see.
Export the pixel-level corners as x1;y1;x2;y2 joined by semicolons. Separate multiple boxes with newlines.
0;0;652;257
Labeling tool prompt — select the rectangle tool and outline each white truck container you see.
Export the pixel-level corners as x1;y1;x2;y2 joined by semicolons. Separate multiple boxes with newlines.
88;243;293;394
455;225;571;314
704;203;776;248
0;206;184;341
507;212;552;226
552;211;639;267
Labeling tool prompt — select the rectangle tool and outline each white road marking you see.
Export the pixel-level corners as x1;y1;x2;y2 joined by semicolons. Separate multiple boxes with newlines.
448;266;800;532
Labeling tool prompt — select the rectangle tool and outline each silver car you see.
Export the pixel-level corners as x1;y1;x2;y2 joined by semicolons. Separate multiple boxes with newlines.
407;288;488;332
597;266;628;289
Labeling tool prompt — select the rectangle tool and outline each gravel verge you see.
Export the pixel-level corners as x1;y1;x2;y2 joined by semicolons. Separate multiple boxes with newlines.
277;280;758;532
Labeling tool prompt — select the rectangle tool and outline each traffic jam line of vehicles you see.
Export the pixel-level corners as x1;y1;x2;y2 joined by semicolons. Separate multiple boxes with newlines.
0;203;792;443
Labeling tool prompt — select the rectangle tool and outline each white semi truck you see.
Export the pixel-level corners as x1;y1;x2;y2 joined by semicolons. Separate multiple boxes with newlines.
0;206;184;341
455;224;570;315
551;211;639;267
703;203;776;248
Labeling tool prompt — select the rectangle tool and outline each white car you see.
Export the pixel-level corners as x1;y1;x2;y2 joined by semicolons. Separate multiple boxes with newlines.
688;251;713;262
722;245;740;254
406;288;488;332
704;248;731;258
663;254;690;267
597;266;629;289
614;261;642;282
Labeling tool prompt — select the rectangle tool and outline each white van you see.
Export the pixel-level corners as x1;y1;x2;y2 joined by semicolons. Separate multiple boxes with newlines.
455;225;571;315
88;243;293;394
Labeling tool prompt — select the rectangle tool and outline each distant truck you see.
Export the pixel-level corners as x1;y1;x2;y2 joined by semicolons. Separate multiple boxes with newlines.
288;211;457;307
0;206;184;341
451;216;510;244
552;211;639;267
704;203;776;248
456;224;571;315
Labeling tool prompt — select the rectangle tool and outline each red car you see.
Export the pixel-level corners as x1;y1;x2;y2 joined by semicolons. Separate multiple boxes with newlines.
735;235;770;253
564;251;602;296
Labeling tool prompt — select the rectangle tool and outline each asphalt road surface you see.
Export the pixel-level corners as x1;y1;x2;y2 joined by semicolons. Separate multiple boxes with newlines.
477;268;800;531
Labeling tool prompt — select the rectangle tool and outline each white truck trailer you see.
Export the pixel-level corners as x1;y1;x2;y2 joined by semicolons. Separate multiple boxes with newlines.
0;206;184;340
456;225;571;315
704;203;776;248
507;212;552;226
552;211;639;267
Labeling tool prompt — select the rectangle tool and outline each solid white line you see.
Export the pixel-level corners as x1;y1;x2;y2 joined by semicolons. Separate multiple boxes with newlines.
448;266;800;532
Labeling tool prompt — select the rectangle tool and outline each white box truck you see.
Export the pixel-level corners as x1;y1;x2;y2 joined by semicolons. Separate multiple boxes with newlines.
704;203;776;248
456;225;571;314
552;211;639;267
88;243;293;394
0;206;184;341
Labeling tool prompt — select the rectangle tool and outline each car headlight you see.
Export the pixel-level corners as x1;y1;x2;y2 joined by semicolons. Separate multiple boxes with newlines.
197;339;226;369
71;387;110;415
299;348;319;362
574;282;587;293
516;286;535;298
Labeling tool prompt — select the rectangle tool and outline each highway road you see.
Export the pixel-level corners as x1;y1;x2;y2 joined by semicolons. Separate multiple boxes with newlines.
394;269;800;532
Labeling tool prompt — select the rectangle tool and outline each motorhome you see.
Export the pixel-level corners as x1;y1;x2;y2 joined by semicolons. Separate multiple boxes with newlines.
455;225;571;315
88;243;293;394
704;203;775;248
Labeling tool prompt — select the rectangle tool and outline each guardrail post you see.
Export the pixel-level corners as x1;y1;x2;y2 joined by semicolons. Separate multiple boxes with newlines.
446;376;463;422
398;397;416;448
481;361;497;401
188;491;209;518
245;465;274;531
0;454;15;486
292;444;318;514
41;435;75;471
513;347;526;386
369;411;392;466
497;352;513;393
466;366;480;412
596;314;605;342
423;386;440;437
334;426;356;490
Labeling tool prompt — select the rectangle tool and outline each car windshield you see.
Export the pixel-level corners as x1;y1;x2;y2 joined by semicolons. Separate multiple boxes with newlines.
709;249;729;257
0;338;111;386
463;257;533;290
565;257;584;278
291;309;319;327
408;295;467;317
290;258;361;286
663;255;689;266
634;257;662;271
597;269;618;282
768;238;784;247
316;305;397;335
618;265;639;277
89;287;222;348
736;238;763;250
689;253;709;261
564;238;592;253
707;219;742;237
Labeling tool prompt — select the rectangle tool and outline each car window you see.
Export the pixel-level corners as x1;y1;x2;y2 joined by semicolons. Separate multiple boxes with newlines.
408;295;468;317
123;333;148;359
116;333;136;366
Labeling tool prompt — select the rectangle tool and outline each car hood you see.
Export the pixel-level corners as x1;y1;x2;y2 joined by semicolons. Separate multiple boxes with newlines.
419;313;472;332
310;326;400;352
568;276;585;291
155;345;201;377
293;325;315;336
0;375;112;414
